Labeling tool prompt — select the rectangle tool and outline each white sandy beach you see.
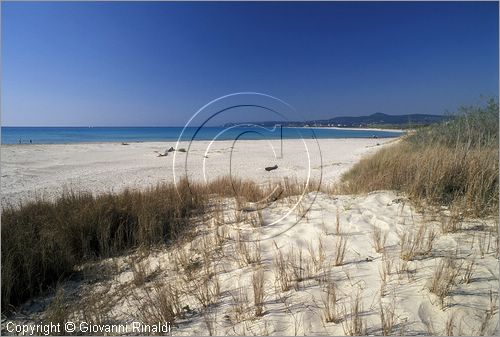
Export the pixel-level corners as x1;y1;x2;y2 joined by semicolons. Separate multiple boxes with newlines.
1;138;393;206
1;137;498;336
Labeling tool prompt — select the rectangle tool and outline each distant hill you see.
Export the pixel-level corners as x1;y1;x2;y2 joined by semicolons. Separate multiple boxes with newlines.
224;112;448;129
310;112;447;128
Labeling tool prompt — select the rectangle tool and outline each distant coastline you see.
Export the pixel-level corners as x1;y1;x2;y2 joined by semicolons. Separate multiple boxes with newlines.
223;112;447;130
298;125;406;133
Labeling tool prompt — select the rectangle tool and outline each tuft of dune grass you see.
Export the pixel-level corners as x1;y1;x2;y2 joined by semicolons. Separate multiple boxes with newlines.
1;179;206;312
340;98;499;217
1;175;319;313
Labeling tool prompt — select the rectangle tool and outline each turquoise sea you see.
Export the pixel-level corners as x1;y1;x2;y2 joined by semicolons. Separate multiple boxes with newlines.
1;126;403;145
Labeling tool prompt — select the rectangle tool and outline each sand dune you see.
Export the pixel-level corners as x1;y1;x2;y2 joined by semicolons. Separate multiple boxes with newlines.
4;191;498;335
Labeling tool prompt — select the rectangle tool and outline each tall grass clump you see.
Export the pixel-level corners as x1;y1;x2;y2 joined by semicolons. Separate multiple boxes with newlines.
1;179;206;312
2;175;312;313
341;99;498;217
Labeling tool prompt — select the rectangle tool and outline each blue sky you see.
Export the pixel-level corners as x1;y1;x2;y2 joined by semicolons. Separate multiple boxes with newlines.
2;1;498;126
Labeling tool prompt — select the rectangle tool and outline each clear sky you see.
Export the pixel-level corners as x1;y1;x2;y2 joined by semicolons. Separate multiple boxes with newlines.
2;1;498;127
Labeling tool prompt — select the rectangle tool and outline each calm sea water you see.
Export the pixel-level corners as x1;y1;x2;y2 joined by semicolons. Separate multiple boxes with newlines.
1;127;403;145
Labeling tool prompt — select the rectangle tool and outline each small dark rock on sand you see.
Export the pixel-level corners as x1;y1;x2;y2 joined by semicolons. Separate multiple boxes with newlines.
265;165;278;172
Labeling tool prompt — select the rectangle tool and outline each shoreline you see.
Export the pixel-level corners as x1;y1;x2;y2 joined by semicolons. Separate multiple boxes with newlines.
1;126;404;146
0;135;399;147
309;126;407;132
285;125;407;132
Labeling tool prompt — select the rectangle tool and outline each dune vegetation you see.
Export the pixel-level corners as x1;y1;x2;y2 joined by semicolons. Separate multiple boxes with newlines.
341;98;499;217
1;176;314;312
1;180;204;312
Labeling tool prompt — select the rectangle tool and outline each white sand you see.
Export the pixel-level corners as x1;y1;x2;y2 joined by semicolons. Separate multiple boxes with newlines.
2;136;498;336
4;192;498;335
1;138;393;206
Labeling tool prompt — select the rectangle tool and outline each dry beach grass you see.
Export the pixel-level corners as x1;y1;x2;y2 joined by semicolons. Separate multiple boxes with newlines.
1;176;319;312
341;99;499;218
